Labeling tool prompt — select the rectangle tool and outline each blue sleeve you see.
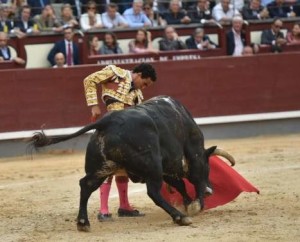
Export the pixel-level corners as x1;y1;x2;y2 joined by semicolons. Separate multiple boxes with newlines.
47;42;60;66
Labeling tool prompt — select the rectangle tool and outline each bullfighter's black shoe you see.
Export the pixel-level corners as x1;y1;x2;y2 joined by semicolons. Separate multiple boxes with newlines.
97;213;113;222
117;208;145;217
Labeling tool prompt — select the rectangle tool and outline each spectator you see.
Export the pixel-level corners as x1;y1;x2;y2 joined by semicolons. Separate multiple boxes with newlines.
188;0;215;24
129;28;157;53
0;5;13;33
267;0;296;18
143;1;159;26
159;26;186;51
0;31;25;64
114;0;132;14
0;3;15;21
58;3;79;30
155;0;169;13
159;0;191;25
8;0;28;19
185;27;217;50
33;4;61;32
102;3;128;29
60;0;88;19
241;0;270;20
80;0;103;31
123;0;152;28
47;27;80;66
89;35;100;55
27;0;50;17
226;15;246;56
53;52;67;67
99;32;123;55
212;0;240;24
13;5;39;37
232;0;245;11
261;18;286;52
241;45;254;55
286;22;300;45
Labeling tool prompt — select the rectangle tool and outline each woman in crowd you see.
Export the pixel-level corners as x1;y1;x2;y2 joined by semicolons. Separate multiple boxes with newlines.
99;32;123;55
7;0;27;18
59;3;78;29
33;4;61;32
286;22;300;45
143;2;158;27
89;35;100;55
128;28;157;54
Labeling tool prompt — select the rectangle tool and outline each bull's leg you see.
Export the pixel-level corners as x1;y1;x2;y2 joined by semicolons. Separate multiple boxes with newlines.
186;178;205;215
188;173;207;211
163;176;202;216
77;174;106;232
146;179;192;226
163;176;193;207
184;145;209;211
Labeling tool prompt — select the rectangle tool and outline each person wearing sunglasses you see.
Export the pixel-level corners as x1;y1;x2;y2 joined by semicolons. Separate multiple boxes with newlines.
261;17;286;52
80;0;103;31
143;2;158;27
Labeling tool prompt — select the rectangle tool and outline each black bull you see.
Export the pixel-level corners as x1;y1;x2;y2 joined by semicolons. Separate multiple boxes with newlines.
30;96;235;231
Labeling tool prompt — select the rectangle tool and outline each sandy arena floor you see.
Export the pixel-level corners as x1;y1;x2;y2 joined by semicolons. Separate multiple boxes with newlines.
0;134;299;242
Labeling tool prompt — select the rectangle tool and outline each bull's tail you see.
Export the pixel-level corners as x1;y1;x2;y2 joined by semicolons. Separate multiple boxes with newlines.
29;122;99;149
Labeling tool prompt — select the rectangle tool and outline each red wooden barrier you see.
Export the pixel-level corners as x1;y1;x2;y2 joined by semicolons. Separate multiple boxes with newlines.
0;60;25;69
0;52;299;133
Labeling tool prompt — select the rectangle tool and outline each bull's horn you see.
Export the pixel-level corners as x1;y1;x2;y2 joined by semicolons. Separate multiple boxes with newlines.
211;148;235;166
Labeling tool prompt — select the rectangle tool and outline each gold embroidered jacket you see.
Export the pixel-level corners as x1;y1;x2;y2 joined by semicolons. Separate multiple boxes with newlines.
83;65;144;110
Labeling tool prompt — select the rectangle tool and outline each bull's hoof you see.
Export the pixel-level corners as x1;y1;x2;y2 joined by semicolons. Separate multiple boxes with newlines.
173;216;193;226
205;187;213;197
77;219;90;232
186;200;201;216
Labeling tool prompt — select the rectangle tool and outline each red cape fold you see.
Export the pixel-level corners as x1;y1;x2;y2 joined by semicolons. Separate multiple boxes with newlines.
160;156;259;209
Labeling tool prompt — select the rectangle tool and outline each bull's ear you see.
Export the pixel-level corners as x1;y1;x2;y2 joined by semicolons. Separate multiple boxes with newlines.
205;146;217;157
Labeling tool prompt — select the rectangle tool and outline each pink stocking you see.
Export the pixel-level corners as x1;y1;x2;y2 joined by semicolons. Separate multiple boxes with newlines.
115;176;132;210
99;177;112;214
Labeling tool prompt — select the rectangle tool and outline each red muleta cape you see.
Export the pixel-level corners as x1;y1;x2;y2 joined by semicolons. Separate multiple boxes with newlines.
160;156;259;209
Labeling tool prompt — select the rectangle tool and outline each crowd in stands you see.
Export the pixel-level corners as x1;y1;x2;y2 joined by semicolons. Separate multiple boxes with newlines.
0;0;300;67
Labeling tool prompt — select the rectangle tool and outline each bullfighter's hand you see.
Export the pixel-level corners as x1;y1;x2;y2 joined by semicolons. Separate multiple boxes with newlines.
91;105;101;118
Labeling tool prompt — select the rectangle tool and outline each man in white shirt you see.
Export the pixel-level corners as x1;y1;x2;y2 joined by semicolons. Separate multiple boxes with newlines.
102;3;128;29
47;27;80;66
226;15;246;56
212;0;240;23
